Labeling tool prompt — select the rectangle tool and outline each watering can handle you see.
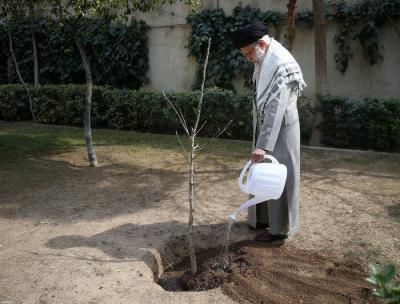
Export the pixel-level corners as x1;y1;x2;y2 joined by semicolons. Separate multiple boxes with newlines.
238;160;252;192
238;155;279;192
264;154;279;164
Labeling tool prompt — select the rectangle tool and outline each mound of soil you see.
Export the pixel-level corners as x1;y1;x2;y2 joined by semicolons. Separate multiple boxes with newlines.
159;240;381;304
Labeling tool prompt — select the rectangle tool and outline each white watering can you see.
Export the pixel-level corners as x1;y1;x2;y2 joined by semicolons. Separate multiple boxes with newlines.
228;155;287;222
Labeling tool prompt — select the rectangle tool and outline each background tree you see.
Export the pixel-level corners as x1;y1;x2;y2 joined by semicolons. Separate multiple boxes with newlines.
47;0;104;166
310;0;327;146
27;0;46;88
284;0;297;52
47;0;199;167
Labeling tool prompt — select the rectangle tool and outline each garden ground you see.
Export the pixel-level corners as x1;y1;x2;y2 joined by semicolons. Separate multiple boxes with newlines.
0;121;399;303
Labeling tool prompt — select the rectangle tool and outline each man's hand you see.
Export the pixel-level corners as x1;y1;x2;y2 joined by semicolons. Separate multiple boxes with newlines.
251;148;266;163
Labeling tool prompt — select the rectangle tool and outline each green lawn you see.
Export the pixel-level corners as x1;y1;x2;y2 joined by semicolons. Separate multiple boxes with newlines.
0;121;251;161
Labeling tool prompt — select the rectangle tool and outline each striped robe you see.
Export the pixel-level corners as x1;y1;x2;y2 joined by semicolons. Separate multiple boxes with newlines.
248;37;306;236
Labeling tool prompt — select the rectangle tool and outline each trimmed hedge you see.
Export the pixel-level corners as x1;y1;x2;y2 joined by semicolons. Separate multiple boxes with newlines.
321;95;400;151
0;84;253;140
0;84;314;142
1;84;398;151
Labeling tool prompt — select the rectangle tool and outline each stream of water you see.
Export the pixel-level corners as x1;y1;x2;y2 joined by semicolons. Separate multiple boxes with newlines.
222;220;234;268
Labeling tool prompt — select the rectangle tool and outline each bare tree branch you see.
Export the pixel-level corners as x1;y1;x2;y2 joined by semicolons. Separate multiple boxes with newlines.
194;119;232;159
177;107;187;130
193;37;211;134
176;131;188;157
163;90;190;136
194;120;207;136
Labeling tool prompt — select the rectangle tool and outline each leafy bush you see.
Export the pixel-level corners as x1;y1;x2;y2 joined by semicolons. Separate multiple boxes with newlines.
320;95;400;151
0;16;149;89
333;0;400;73
298;96;314;144
0;84;314;142
366;264;400;303
3;84;398;152
0;84;253;140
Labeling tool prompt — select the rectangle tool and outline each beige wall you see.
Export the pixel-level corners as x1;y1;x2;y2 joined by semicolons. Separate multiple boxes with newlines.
144;25;197;92
325;23;400;98
136;1;400;98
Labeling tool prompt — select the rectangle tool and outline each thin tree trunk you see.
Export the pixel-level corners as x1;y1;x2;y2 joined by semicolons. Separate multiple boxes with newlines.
284;0;297;52
72;29;98;167
29;4;39;88
7;55;13;82
188;139;197;274
310;0;327;146
8;30;37;122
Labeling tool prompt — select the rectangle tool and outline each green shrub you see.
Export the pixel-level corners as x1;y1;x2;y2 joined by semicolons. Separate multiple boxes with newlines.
366;264;400;303
5;84;399;152
298;96;314;144
0;84;254;140
0;17;148;89
0;84;33;121
320;95;400;151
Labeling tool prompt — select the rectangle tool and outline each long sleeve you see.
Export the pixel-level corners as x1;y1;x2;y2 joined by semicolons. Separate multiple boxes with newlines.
256;85;290;152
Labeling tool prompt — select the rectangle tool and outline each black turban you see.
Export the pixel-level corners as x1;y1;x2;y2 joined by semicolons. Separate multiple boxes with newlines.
231;22;268;49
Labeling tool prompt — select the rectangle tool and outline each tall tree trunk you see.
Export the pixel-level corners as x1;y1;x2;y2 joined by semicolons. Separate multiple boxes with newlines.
29;4;39;88
310;0;327;146
188;138;197;274
8;30;37;122
284;0;297;52
72;29;98;167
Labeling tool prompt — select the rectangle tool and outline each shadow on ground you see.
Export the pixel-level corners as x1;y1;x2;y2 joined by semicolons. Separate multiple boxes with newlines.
0;157;189;221
387;202;400;222
45;221;248;280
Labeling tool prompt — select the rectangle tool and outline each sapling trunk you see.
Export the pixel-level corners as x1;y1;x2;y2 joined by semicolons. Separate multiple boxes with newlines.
188;143;196;273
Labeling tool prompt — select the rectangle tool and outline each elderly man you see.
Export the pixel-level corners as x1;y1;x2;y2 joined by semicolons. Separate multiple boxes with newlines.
231;22;306;243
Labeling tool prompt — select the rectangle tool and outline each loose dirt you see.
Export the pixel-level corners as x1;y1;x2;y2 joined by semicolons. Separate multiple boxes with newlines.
160;240;381;304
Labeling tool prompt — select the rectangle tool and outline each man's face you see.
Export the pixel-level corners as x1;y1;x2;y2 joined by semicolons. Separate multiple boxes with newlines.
240;40;266;64
240;42;257;62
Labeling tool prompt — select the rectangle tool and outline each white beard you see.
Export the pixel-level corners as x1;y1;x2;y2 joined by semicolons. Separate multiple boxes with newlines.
253;64;261;83
252;45;266;83
254;44;266;64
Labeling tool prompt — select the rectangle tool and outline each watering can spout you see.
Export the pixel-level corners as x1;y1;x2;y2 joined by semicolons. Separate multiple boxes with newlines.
228;213;237;222
228;196;265;222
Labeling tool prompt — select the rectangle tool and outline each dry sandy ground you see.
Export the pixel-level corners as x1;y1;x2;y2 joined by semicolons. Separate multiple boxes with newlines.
0;142;399;303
